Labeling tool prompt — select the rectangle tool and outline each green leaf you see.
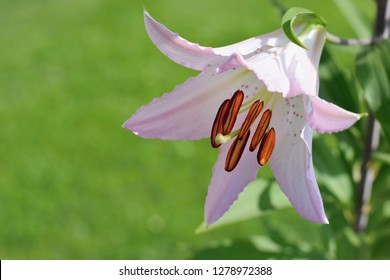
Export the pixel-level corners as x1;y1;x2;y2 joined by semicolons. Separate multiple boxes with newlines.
335;227;369;259
281;7;326;49
372;151;390;165
331;0;372;38
372;233;390;259
313;134;354;205
319;47;361;114
356;40;390;142
318;47;364;158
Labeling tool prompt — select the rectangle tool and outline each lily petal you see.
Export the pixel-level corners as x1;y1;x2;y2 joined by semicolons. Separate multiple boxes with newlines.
307;95;361;133
269;96;328;224
144;11;219;71
145;11;290;71
123;67;261;140
205;137;261;225
285;28;326;97
216;28;326;97
216;51;291;94
213;29;288;56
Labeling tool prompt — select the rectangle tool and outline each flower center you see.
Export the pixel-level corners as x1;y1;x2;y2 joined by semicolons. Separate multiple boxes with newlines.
210;89;277;172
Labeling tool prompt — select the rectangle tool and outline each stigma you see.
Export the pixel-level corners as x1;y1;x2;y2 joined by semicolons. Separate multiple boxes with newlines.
210;89;276;172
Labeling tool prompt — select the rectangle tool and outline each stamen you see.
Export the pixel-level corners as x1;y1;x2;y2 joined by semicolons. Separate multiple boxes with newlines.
215;133;227;145
238;100;263;140
249;109;272;152
257;128;276;166
225;130;250;172
211;99;230;148
222;90;244;135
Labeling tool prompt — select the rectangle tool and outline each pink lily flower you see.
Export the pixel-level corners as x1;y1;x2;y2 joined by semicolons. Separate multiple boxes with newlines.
123;12;362;225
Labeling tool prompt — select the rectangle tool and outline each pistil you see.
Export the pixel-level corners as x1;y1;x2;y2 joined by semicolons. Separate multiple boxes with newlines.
211;99;230;148
215;129;241;145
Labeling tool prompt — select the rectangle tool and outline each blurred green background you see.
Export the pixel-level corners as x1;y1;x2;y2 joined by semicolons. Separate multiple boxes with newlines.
1;0;389;259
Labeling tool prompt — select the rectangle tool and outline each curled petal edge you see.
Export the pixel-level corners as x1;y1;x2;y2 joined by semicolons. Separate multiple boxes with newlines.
306;95;362;133
144;11;218;71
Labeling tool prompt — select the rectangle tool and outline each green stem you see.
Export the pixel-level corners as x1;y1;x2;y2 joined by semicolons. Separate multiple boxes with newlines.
353;0;389;234
326;32;375;46
354;114;380;233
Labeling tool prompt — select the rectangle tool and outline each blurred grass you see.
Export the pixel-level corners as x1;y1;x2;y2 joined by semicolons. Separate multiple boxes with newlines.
0;0;376;259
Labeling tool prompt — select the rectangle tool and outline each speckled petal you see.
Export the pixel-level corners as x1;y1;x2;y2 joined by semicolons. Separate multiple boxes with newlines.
269;95;328;224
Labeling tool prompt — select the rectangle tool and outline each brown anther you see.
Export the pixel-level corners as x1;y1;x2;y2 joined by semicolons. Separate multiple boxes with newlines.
225;129;250;172
222;90;244;135
211;99;230;148
249;109;272;152
257;128;276;166
238;100;263;140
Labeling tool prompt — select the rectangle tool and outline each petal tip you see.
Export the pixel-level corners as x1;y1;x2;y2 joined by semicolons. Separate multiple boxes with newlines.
301;211;329;224
143;9;152;22
122;118;132;130
204;193;234;226
308;96;362;134
142;9;218;71
122;119;140;136
313;214;329;224
122;121;129;130
204;173;258;226
204;206;224;226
